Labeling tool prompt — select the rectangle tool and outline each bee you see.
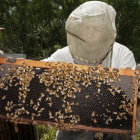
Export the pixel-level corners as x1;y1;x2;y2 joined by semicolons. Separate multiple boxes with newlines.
97;89;100;94
36;114;41;117
7;101;10;106
23;94;27;99
23;99;25;103
49;111;52;116
116;115;120;120
96;84;101;88
55;112;58;117
85;95;90;99
37;102;40;106
70;102;74;106
122;94;126;98
78;117;80;122
18;104;22;106
33;121;37;125
31;116;34;120
49;90;55;95
21;107;25;112
55;118;58;122
46;97;49;101
26;111;29;115
5;107;8;111
18;96;21;100
121;101;126;104
119;113;123;117
78;88;81;92
75;102;79;106
124;116;127;120
64;116;68;119
9;83;12;87
106;109;111;113
7;113;10;117
17;110;22;115
30;100;34;104
70;120;75;123
55;94;59;98
38;110;43;113
113;112;117;115
10;101;13;106
35;106;38;111
50;115;54;119
111;91;115;96
38;97;42;101
108;117;113;122
27;89;30;92
62;99;66;103
33;105;37;109
0;67;3;71
14;115;18;118
41;93;45;97
73;95;76;99
31;113;35;116
81;82;86;86
127;103;133;108
119;105;123;109
19;92;22;96
5;86;8;91
93;119;97;123
46;97;52;102
92;111;95;117
61;91;66;95
2;95;6;100
40;108;45;111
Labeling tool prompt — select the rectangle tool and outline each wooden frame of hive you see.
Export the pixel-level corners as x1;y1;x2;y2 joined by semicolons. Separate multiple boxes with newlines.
0;57;139;134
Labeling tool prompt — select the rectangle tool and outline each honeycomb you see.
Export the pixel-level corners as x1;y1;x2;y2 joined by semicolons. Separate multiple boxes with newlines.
0;60;138;134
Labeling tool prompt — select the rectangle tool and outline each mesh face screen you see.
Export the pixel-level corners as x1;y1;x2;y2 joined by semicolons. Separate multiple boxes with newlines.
0;61;137;134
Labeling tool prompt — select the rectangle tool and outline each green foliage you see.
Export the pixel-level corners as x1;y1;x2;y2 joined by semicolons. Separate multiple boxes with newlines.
0;0;140;62
38;124;57;140
0;0;67;59
135;129;140;140
107;0;140;63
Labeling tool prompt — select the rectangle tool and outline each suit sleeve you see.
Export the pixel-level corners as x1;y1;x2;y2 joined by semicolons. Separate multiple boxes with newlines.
41;49;63;62
118;47;136;70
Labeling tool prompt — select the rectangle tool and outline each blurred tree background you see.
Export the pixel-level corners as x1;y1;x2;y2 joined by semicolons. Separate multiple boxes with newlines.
0;0;140;62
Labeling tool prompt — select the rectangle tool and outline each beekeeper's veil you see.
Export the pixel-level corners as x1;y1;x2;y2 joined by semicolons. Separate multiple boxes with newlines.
65;1;116;65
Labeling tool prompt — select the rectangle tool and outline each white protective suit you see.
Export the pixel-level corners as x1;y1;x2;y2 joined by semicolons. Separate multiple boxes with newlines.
42;42;136;69
42;1;136;140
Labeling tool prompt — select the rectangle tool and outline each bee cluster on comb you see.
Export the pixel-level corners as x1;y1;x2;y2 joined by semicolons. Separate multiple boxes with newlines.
0;59;138;134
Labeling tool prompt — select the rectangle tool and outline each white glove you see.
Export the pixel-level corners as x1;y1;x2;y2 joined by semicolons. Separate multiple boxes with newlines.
0;50;7;58
0;50;4;55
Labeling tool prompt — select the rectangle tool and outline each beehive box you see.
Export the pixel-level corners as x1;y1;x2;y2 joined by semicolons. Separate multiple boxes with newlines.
0;57;138;134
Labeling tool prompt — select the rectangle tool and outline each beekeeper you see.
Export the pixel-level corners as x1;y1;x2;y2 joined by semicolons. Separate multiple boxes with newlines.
42;1;136;140
42;1;135;70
